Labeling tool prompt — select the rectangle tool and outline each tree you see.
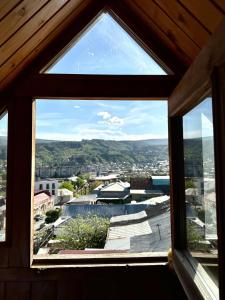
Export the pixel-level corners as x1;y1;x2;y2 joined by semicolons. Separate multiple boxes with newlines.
74;177;85;189
45;209;61;224
59;181;74;192
55;214;110;250
89;180;102;192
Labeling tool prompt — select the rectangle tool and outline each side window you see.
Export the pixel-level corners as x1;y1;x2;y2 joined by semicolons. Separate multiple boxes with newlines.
183;97;219;289
0;111;8;241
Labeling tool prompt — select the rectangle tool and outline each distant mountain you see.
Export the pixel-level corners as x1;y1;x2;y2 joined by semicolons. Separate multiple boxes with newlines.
34;138;168;167
0;136;168;166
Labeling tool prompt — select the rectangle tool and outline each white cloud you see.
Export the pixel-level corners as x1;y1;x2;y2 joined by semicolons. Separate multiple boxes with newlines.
106;116;124;126
74;105;80;109
97;111;111;119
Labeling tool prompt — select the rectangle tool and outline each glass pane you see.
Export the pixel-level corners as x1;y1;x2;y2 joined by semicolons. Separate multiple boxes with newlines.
0;112;8;241
33;99;171;256
45;13;167;75
183;97;218;286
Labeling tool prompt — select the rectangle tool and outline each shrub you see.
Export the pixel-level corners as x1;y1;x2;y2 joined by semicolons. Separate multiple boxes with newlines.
45;209;61;223
56;214;110;250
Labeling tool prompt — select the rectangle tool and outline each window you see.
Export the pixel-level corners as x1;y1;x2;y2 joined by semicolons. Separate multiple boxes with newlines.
0;111;8;242
43;12;168;75
33;99;171;257
183;97;218;286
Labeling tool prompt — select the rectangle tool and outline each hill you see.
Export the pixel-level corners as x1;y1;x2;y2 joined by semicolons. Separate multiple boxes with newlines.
35;138;168;167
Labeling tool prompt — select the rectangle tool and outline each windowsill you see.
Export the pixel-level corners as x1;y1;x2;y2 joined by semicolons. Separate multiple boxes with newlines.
31;251;168;268
173;249;219;300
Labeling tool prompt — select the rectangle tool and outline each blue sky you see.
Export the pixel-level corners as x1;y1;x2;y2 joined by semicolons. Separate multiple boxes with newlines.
38;12;168;141
47;12;166;75
0;113;8;137
36;100;168;141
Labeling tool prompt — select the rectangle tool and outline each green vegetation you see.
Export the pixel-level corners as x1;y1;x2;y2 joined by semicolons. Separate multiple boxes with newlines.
55;214;110;250
45;209;61;224
187;222;209;252
33;139;168;169
59;181;74;192
185;179;196;189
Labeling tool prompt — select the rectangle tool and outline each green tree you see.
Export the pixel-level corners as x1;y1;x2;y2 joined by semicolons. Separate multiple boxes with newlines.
89;180;102;192
45;209;61;224
55;214;110;250
74;177;85;189
59;181;74;192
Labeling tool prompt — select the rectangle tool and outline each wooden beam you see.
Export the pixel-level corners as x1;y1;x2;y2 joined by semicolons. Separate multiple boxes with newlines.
169;18;225;116
8;98;33;268
13;74;179;99
168;116;186;250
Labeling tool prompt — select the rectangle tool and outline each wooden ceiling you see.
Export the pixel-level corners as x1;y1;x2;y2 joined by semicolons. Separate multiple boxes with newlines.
0;0;225;92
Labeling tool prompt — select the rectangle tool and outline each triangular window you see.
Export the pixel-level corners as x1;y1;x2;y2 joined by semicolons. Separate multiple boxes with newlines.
44;12;168;75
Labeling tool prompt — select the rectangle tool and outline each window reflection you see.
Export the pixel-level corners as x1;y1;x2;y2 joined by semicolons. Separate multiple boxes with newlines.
183;97;218;286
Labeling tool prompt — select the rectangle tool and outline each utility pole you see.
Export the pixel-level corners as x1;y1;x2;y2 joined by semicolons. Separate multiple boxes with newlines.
156;224;161;240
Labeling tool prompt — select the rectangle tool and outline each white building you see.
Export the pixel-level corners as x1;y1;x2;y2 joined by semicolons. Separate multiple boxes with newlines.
35;179;59;196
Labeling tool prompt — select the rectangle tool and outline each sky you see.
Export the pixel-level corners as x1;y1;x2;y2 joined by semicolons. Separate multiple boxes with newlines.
0;113;8;137
36;100;168;141
35;12;169;142
47;12;166;75
0;13;169;142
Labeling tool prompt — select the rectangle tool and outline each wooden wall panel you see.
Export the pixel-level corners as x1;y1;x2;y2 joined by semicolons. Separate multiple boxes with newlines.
212;0;225;13
0;282;5;300
57;279;85;300
154;0;210;47
0;0;70;65
0;0;49;46
169;19;225;116
6;282;31;300
179;0;224;33
123;0;192;66
31;281;57;300
0;0;21;20
130;0;200;60
0;0;92;91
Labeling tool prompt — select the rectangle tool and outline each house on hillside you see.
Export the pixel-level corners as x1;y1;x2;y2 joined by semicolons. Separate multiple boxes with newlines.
97;181;130;204
34;191;54;215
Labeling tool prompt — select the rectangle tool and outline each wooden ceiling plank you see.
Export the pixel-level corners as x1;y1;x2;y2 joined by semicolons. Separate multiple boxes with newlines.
169;19;225;116
154;0;210;48
0;0;49;46
0;0;93;91
0;0;22;21
128;0;200;61
122;0;192;68
179;0;224;33
0;0;71;66
110;0;188;75
211;0;225;14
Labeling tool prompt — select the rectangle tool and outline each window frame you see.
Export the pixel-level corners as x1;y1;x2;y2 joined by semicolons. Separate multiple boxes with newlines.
169;69;225;300
32;95;171;265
